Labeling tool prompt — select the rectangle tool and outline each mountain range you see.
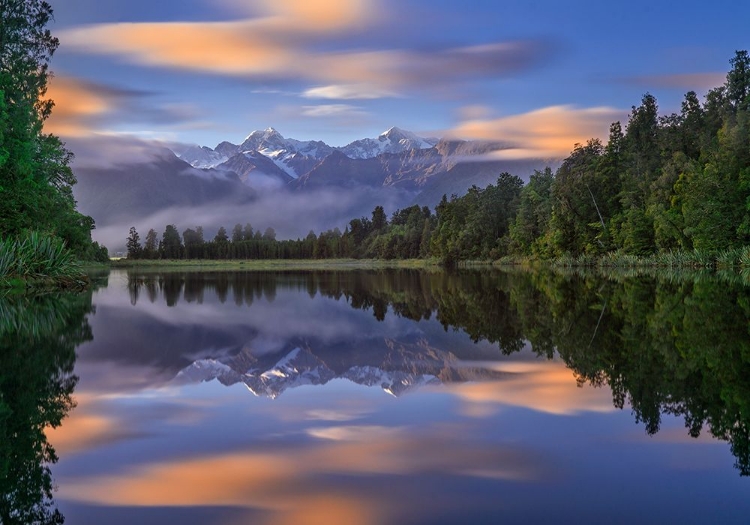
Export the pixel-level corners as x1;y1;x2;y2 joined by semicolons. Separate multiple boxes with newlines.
72;126;558;248
171;126;552;195
175;126;439;176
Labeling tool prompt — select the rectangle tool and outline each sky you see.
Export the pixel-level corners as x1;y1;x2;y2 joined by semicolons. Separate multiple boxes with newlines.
44;0;749;158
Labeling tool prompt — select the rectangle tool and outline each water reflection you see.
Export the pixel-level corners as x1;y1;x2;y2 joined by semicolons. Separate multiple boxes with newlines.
121;268;750;476
0;289;96;524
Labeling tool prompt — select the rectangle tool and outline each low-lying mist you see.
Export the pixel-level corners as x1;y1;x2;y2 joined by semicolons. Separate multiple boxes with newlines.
89;185;414;253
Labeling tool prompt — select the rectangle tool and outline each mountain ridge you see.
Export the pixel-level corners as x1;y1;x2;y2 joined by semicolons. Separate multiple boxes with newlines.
172;126;557;195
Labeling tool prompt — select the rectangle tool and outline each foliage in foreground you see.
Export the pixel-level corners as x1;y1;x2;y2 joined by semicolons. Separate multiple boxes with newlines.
0;232;86;287
0;0;106;272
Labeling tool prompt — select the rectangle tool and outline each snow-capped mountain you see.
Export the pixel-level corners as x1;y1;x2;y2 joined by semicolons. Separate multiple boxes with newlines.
175;126;439;175
339;127;438;160
175;144;229;169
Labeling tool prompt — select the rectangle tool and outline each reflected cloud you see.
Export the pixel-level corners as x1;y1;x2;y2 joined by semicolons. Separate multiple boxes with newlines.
306;425;402;441
59;429;542;515
46;412;126;456
450;104;624;159
305;408;370;422
448;360;616;416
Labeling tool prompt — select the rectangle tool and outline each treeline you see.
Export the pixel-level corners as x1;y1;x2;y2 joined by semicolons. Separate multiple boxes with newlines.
127;51;750;263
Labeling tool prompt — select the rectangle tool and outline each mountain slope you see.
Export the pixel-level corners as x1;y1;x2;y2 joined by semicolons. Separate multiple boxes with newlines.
73;148;256;227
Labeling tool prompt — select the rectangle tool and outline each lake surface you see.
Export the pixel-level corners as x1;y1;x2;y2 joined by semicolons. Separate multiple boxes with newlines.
3;267;750;524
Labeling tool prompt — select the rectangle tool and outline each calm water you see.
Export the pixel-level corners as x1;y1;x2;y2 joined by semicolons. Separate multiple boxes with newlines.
3;268;750;524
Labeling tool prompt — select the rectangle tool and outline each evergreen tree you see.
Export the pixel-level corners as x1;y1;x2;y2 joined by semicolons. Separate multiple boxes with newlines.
161;224;182;259
143;228;158;259
231;223;243;243
727;50;750;112
243;223;254;240
214;226;228;243
262;227;276;241
126;227;142;259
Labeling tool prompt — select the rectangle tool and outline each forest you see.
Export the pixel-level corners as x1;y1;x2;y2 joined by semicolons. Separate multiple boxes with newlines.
0;1;107;287
125;50;750;266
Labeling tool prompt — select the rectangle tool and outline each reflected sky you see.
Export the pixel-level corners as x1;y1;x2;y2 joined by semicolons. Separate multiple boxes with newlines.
48;270;750;524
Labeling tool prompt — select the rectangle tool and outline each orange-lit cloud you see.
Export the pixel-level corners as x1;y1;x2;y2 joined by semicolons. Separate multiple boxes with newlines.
58;4;547;96
44;76;115;136
45;413;120;455
257;0;375;31
450;104;624;159
57;0;376;80
59;429;541;517
447;360;616;415
45;75;208;138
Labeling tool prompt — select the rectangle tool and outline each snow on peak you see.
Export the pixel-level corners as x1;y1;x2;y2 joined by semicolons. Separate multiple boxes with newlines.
175;145;229;169
245;127;283;141
174;125;440;169
379;126;407;138
340;127;437;159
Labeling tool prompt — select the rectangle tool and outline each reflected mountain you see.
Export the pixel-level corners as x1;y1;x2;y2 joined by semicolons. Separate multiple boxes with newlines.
123;268;750;474
174;336;510;398
0;290;96;524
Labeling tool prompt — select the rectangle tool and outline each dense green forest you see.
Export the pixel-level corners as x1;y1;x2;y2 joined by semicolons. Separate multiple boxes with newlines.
0;1;107;285
126;50;750;266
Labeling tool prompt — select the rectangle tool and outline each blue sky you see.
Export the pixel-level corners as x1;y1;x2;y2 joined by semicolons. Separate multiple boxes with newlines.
46;0;749;156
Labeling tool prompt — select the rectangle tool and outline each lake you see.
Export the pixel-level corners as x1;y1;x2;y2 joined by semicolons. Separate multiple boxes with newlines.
2;267;750;524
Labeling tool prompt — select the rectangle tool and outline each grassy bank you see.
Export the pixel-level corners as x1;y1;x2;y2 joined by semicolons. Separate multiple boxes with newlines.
111;258;442;271
0;232;89;291
112;250;750;273
494;248;750;270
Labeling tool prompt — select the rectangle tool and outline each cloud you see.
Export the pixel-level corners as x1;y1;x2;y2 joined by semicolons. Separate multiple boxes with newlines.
223;0;377;31
300;104;367;118
618;72;725;91
450;104;625;159
44;76;125;136
65;134;176;168
58;6;549;94
45;75;206;137
302;84;399;100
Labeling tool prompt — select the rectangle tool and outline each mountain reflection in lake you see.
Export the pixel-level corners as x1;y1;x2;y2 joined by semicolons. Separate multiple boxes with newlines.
27;269;750;524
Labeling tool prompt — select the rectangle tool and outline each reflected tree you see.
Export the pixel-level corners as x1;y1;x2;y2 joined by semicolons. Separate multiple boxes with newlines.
0;291;94;523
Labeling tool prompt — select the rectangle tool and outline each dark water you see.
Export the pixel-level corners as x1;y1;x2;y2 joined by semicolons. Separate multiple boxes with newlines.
3;268;750;524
